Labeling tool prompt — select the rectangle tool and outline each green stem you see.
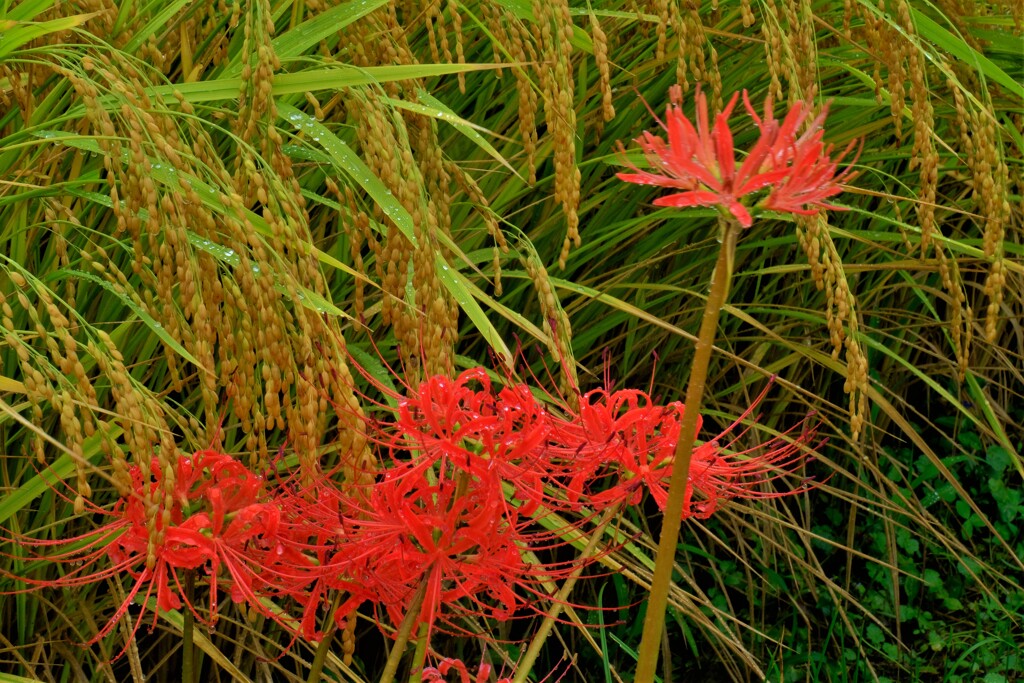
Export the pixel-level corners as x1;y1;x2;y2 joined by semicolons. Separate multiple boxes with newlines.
511;503;621;683
633;222;740;683
379;578;429;683
306;623;336;683
307;591;344;683
408;620;430;683
183;572;195;683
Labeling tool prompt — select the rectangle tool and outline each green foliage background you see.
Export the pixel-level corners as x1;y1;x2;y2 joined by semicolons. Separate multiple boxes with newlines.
0;0;1021;681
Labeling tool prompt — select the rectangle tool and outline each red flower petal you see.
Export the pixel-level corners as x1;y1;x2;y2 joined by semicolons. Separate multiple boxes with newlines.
618;88;858;225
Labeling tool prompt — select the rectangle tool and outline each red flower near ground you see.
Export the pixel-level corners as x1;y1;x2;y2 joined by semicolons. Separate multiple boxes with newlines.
668;386;821;519
324;464;569;639
546;388;682;510
3;351;823;661
295;363;624;642
1;450;316;652
617;85;859;227
104;451;310;627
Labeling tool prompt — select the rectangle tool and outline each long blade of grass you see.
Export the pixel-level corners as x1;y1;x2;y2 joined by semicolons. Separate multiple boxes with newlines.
910;8;1024;99
141;64;496;105
277;103;416;245
5;0;57;21
0;14;95;60
0;376;25;393
433;254;514;369
392;91;520;178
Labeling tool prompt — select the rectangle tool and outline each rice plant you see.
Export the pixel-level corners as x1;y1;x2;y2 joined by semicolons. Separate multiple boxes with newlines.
1;1;1021;681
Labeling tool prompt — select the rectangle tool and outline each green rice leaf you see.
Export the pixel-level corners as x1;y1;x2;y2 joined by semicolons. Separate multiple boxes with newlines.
911;8;1024;100
0;14;95;60
392;91;520;178
122;0;194;52
278;103;417;245
223;0;388;74
145;64;495;105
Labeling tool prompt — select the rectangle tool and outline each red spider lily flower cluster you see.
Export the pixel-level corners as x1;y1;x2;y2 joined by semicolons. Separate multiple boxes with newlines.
303;367;819;641
3;362;821;659
313;467;550;636
313;369;598;640
617;85;860;227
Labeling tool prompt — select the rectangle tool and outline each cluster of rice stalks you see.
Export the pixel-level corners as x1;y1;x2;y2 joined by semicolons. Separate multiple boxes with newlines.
0;0;1020;681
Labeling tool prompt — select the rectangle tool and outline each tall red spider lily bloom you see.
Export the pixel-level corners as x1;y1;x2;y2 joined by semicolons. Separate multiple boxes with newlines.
548;382;820;519
257;357;617;642
617;85;859;227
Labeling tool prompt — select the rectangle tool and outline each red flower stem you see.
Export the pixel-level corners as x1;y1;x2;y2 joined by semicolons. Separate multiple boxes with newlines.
634;220;740;683
379;577;429;683
511;502;622;683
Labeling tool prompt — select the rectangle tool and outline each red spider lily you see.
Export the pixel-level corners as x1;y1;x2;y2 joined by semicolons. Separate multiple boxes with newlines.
546;388;682;509
323;466;566;640
1;450;317;652
617;85;859;227
264;469;349;639
663;389;821;519
548;382;820;519
105;452;313;624
1;466;193;645
383;368;574;515
325;356;819;641
276;358;623;642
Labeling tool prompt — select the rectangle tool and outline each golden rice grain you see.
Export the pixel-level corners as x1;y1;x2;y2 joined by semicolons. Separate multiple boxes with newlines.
342;613;357;664
653;0;670;62
590;13;615;123
531;0;581;267
449;0;466;93
741;0;756;27
796;215;869;440
524;251;578;407
761;0;787;103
